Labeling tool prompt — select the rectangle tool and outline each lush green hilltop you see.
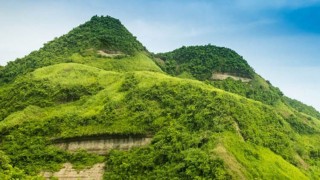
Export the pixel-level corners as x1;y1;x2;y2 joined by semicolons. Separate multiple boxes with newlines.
1;15;320;179
156;45;255;80
0;15;147;84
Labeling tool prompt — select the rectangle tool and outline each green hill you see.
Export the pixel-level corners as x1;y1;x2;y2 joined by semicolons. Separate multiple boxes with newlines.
0;15;148;84
0;15;320;179
156;45;320;118
155;45;255;80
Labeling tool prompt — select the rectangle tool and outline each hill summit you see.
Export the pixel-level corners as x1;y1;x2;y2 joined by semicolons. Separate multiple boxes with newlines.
156;45;255;80
1;15;320;179
0;15;146;83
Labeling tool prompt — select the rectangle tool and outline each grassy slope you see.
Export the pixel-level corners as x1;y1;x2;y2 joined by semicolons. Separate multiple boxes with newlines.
0;52;161;121
70;51;162;72
1;61;320;179
210;132;308;180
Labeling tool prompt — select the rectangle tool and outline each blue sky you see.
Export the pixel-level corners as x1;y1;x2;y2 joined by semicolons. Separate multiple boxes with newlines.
1;0;320;110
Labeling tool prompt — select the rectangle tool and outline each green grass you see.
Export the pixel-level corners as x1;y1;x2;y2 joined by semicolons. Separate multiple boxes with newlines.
31;63;119;86
70;52;162;73
218;132;308;179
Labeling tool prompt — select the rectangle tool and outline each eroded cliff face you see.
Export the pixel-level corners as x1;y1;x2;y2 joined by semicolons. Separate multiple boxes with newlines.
54;135;152;154
42;135;152;179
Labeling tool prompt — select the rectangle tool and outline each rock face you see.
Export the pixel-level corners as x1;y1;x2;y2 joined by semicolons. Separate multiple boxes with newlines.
54;135;152;154
42;163;105;180
42;135;152;179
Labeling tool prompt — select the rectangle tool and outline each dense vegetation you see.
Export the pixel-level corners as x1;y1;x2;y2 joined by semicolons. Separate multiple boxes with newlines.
209;77;320;119
283;96;320;119
1;67;319;179
0;15;320;179
156;45;320;119
210;77;283;105
0;15;145;84
156;45;255;80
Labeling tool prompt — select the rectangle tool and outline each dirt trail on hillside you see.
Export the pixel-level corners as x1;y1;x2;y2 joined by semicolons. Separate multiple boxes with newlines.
213;144;246;179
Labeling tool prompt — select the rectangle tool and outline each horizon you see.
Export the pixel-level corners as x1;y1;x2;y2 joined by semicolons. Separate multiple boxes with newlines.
0;0;320;111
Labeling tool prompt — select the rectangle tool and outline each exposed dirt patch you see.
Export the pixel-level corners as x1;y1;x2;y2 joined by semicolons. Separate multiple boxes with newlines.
213;144;247;180
97;50;125;57
42;163;105;180
211;73;251;82
295;154;309;170
233;121;245;142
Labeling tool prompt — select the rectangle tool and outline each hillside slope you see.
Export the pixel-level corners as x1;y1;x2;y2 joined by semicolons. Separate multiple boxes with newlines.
156;45;320;117
0;15;320;179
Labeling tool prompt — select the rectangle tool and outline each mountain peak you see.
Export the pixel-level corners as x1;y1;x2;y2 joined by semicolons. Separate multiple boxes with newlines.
0;15;145;83
41;15;145;55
